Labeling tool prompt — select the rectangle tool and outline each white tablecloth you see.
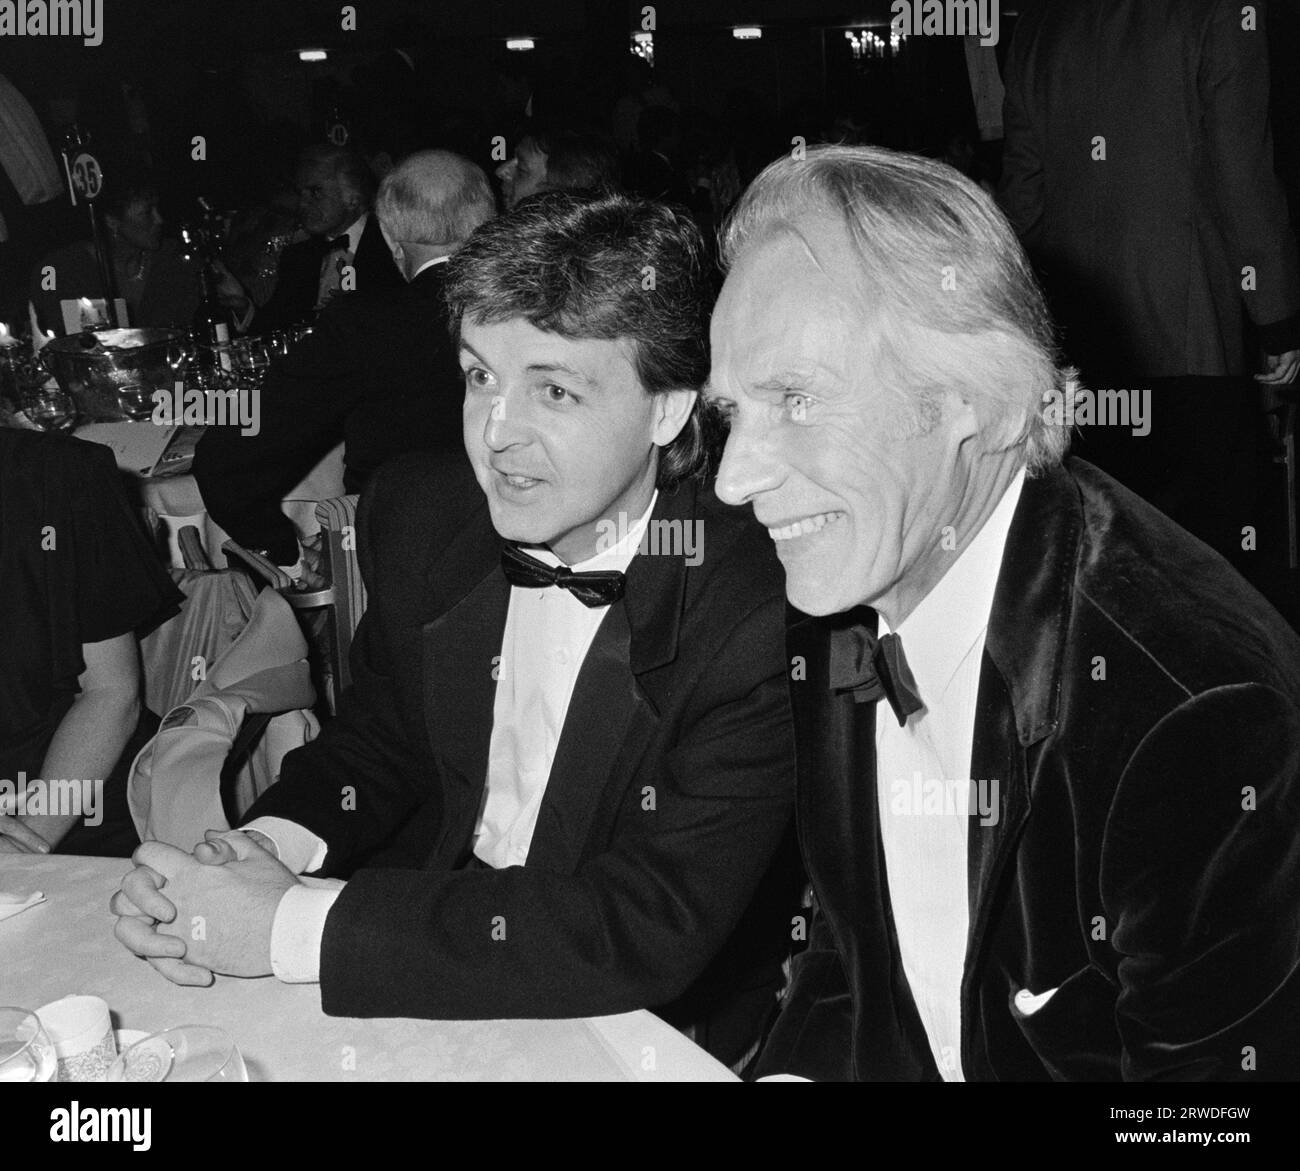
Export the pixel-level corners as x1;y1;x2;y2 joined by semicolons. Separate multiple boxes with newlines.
0;855;736;1082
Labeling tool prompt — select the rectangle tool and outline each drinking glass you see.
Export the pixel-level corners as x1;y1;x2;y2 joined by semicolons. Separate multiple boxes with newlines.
245;339;271;380
107;1025;248;1083
230;337;271;382
115;382;154;421
20;386;77;431
0;1007;57;1082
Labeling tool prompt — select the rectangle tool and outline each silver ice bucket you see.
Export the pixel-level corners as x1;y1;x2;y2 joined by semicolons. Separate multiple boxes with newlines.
41;327;189;421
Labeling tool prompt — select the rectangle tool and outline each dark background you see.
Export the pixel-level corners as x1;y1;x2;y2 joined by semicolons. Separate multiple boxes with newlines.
0;1;1296;300
2;1;1022;214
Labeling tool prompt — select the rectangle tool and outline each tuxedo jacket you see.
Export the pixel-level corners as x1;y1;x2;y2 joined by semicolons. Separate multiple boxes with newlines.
194;264;463;565
754;459;1300;1081
243;453;798;1025
251;214;403;334
999;0;1300;378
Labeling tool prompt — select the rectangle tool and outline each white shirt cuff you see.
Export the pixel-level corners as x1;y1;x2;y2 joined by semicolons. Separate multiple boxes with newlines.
238;816;329;875
270;880;345;983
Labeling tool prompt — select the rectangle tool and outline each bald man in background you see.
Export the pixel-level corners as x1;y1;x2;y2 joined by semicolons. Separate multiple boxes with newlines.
194;151;496;580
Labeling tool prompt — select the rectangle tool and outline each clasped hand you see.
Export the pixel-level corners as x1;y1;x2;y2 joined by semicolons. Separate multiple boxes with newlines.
110;830;299;985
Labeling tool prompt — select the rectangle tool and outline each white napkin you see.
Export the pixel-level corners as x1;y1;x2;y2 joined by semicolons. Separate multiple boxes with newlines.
0;890;46;923
1013;986;1059;1017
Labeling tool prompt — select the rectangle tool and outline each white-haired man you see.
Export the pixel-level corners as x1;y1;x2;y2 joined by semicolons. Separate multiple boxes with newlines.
195;150;497;579
708;144;1300;1081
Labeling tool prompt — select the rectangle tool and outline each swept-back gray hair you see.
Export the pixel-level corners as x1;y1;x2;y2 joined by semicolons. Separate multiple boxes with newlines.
375;150;496;247
720;144;1076;472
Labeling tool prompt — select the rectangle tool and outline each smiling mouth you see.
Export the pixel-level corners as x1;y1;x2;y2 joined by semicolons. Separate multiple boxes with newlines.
494;468;545;490
766;512;846;541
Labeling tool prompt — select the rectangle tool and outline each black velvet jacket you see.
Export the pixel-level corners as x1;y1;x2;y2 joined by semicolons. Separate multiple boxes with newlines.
754;458;1300;1081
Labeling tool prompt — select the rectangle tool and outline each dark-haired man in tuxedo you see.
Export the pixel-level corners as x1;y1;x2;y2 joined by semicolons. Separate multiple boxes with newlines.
113;192;798;1065
194;150;494;581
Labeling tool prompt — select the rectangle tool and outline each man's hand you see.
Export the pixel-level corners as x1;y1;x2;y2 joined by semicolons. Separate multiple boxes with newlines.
285;532;328;592
111;831;299;982
111;861;215;986
1256;349;1300;386
210;258;252;317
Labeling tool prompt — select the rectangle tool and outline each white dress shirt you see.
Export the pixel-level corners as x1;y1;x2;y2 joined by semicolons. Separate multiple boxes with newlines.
246;491;658;982
473;493;656;867
874;469;1024;1081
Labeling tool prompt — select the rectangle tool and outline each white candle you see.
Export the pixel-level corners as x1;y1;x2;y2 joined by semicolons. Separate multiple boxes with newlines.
29;301;54;350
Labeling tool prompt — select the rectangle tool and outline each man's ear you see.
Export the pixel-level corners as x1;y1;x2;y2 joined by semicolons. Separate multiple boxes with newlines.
652;388;699;448
943;384;983;444
378;222;403;264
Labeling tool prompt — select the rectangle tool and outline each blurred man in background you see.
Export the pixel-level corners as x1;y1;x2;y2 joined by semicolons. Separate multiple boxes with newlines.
195;150;493;580
495;124;621;209
218;144;403;332
999;0;1300;579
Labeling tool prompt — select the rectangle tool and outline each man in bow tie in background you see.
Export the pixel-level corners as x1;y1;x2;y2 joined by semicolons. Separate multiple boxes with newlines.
216;144;403;332
112;192;799;1067
707;145;1300;1081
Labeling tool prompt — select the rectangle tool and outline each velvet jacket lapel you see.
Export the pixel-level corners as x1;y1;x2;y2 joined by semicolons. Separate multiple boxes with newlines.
419;481;697;873
959;465;1080;1059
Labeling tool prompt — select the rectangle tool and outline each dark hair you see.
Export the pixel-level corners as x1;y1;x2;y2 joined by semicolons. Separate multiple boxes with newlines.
527;127;621;195
443;191;716;490
297;144;376;205
99;159;158;220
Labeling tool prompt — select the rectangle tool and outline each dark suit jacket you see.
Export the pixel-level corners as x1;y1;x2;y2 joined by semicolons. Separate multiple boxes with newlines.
193;264;462;565
243;454;798;1031
250;213;403;333
754;458;1300;1081
999;0;1300;377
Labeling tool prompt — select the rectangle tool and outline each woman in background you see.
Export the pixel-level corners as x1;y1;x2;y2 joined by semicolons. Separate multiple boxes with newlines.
27;160;202;334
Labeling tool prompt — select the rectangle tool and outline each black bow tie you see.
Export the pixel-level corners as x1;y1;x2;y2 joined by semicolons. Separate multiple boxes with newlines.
313;234;350;256
500;544;625;608
827;623;924;726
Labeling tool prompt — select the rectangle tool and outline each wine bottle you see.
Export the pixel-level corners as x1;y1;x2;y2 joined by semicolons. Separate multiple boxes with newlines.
193;260;234;372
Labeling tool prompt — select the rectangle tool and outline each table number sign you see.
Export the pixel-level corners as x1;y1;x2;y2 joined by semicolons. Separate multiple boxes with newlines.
58;125;121;328
62;143;103;207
